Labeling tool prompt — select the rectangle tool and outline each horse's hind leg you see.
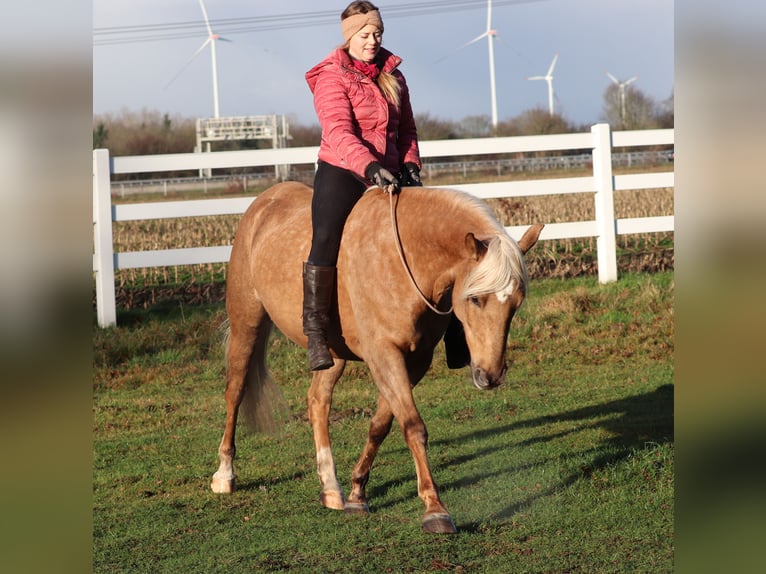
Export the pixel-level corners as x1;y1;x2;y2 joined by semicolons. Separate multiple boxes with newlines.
345;395;394;514
307;360;347;510
211;312;271;493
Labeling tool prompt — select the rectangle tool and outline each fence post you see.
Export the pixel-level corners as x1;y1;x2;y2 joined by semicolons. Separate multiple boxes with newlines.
93;148;117;327
591;123;618;283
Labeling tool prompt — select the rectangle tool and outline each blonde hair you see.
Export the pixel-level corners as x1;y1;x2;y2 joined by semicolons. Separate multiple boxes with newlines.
341;1;401;107
377;72;401;108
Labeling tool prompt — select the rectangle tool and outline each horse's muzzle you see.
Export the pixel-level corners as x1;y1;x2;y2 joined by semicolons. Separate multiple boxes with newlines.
471;363;507;390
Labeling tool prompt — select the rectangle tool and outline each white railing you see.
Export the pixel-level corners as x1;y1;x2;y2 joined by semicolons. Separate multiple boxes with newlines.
93;123;674;327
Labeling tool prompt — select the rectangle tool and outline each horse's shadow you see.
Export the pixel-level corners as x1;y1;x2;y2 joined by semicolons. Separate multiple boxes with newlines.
368;383;673;530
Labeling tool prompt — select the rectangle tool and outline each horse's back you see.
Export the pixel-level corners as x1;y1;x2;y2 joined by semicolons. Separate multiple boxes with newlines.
237;181;313;239
227;182;314;343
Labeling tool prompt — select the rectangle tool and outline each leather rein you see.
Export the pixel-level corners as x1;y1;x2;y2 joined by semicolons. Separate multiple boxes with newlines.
385;187;454;315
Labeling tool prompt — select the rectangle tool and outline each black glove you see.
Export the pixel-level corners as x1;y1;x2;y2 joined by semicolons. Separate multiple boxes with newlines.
401;162;423;186
365;162;400;194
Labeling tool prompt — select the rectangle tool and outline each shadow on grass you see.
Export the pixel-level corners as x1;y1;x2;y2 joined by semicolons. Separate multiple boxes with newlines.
367;384;673;531
482;383;673;528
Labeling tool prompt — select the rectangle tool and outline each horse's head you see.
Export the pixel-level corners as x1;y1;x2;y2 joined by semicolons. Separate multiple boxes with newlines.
452;224;543;390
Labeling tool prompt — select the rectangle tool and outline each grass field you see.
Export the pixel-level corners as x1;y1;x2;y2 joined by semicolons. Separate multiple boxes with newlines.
93;271;674;573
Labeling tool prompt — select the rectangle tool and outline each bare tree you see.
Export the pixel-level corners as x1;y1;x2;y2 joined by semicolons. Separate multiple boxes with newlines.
654;91;674;129
601;84;660;130
414;112;459;141
289;123;322;147
93;122;109;149
455;115;493;138
502;107;572;136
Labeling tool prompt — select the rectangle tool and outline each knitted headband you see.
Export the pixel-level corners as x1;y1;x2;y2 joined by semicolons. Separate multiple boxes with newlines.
341;10;384;43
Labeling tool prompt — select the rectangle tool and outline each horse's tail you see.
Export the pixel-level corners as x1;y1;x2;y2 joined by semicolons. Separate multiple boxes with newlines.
220;317;288;435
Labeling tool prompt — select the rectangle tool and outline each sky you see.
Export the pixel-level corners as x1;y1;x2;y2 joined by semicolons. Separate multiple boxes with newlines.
93;0;674;127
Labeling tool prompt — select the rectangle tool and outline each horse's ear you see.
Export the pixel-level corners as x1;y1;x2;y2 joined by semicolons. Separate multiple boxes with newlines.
517;224;545;254
465;233;489;261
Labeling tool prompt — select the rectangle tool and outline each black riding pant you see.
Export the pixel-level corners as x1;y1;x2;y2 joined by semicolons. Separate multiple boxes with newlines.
308;161;367;266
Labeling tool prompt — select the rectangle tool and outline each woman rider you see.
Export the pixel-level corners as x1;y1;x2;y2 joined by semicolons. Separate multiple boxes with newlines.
302;1;422;371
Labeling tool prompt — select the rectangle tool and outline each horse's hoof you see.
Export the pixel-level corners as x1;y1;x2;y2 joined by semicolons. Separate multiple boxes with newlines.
320;490;346;510
210;477;236;493
344;501;370;515
422;513;457;534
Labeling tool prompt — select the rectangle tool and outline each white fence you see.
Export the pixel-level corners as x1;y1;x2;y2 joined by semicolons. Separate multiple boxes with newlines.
93;123;674;327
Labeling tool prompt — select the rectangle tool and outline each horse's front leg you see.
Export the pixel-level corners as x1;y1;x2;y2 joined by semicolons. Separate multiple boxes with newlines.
345;395;394;514
307;360;346;510
367;352;457;534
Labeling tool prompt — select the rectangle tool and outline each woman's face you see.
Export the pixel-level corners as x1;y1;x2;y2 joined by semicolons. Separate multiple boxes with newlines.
347;24;382;63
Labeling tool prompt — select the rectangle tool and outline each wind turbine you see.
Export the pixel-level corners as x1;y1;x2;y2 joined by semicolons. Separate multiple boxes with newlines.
526;52;559;116
166;0;230;119
446;0;499;128
606;71;638;124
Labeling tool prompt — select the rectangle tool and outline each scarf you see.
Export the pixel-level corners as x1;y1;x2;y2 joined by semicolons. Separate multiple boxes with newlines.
351;58;380;81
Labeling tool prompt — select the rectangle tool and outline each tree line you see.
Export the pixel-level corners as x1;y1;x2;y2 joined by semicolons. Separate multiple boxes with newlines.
93;84;674;180
94;85;672;166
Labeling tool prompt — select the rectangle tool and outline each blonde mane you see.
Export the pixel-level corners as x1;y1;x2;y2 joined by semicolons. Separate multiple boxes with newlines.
462;234;528;302
411;188;529;302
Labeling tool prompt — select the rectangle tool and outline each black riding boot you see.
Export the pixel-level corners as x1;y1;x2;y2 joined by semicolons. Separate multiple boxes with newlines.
302;263;336;371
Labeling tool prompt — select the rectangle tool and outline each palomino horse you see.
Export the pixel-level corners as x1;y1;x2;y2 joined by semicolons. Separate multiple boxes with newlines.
211;181;543;533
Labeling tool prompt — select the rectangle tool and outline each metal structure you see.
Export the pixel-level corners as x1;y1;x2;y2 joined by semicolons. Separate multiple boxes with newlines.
527;52;559;116
443;0;499;128
196;114;291;177
165;0;231;119
606;72;638;125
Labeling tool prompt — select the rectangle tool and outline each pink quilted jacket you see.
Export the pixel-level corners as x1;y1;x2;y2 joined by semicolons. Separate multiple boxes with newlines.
305;47;421;181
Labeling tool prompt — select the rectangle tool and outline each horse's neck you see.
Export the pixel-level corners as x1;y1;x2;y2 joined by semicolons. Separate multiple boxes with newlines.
410;219;484;303
370;190;498;303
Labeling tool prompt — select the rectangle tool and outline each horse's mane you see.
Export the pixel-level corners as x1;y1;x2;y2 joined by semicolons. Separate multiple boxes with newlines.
462;234;528;302
418;188;529;302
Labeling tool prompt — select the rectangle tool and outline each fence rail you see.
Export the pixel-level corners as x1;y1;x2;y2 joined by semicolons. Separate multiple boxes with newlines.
93;123;674;327
108;149;672;197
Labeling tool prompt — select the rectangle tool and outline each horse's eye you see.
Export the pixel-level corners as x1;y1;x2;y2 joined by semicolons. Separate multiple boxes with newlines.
469;296;481;307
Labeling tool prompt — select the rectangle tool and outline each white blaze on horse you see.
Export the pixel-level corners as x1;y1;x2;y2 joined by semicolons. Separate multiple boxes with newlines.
210;181;543;533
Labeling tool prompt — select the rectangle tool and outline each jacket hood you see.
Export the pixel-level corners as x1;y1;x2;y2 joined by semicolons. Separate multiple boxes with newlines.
306;47;402;93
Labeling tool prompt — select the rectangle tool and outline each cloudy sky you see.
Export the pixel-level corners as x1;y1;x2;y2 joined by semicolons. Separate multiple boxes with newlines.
93;0;674;126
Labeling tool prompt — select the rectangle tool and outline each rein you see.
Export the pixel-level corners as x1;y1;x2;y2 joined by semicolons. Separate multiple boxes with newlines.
386;188;454;315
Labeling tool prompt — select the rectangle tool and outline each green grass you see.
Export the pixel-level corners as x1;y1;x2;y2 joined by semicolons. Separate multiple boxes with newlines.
93;272;673;573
